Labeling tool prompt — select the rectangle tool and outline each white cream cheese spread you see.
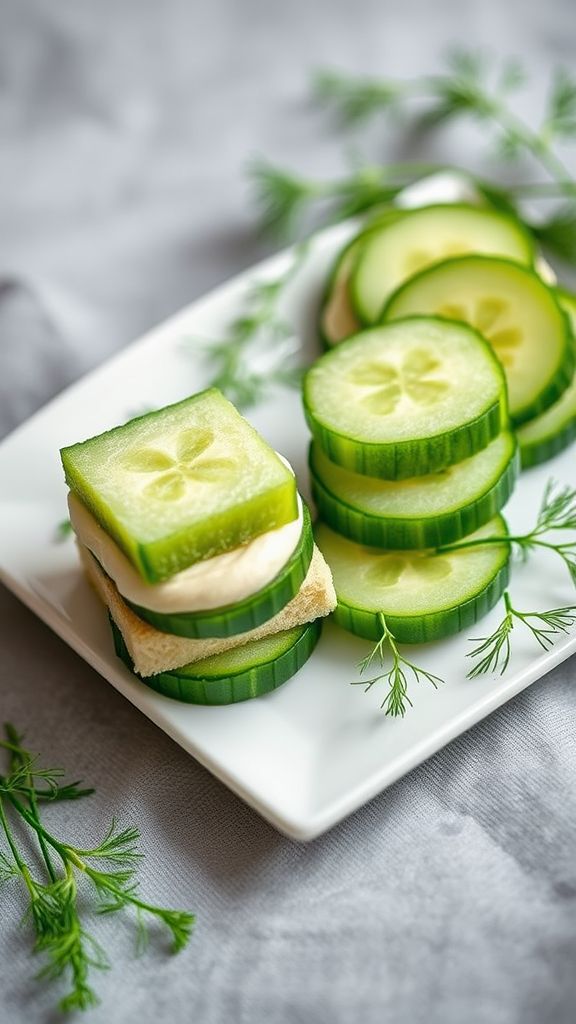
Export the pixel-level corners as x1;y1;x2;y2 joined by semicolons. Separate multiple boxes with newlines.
68;490;303;615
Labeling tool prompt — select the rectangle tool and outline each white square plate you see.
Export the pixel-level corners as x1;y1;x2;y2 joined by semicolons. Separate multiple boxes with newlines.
1;223;575;840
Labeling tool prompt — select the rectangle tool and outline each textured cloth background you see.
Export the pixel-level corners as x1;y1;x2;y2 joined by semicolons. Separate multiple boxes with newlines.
1;1;576;1021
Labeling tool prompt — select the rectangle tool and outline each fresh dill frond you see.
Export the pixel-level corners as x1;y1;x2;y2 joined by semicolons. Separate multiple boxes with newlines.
543;67;576;141
312;69;404;125
467;594;516;677
352;612;443;717
311;50;576;195
504;479;576;584
0;724;195;1013
0;755;64;797
30;868;106;1012
35;780;96;803
438;479;576;587
531;478;576;533
0;848;18;883
467;592;576;678
249;159;321;236
71;819;143;866
249;158;441;237
194;242;309;409
250;51;576;263
0;728;94;805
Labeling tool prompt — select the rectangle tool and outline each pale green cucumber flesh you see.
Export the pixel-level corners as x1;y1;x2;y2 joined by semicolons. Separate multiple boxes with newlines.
382;255;574;426
111;617;321;705
352;203;535;324
310;433;518;548
304;318;507;479
61;388;298;583
127;505;314;638
314;517;510;644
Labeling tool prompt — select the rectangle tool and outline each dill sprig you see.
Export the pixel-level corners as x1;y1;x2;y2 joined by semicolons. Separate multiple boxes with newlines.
313;50;576;190
312;68;406;125
438;479;576;586
467;591;576;677
249;158;426;236
352;612;443;716
251;51;576;262
0;724;194;1013
195;242;308;409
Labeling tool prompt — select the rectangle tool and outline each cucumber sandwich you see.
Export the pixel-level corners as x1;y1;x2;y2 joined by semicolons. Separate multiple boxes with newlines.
61;389;336;704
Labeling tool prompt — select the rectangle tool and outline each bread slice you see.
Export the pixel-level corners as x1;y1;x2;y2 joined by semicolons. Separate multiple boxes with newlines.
80;544;336;677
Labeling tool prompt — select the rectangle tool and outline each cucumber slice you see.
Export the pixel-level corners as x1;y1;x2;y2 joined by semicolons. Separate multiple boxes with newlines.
127;504;314;638
517;290;576;467
61;389;298;583
352;204;535;324
310;432;518;548
111;617;321;704
315;517;510;644
320;210;404;347
382;256;574;426
303;318;507;479
320;235;364;348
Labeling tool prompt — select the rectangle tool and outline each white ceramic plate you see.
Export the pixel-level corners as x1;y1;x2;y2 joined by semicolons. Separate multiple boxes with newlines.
1;222;575;841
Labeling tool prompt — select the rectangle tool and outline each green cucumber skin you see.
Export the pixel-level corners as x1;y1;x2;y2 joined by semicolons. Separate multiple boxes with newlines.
512;321;575;426
519;420;576;469
303;393;505;479
111;618;322;705
381;256;575;428
309;443;519;549
126;505;314;639
134;480;298;585
351;203;536;327
61;387;298;584
518;289;576;468
332;558;510;645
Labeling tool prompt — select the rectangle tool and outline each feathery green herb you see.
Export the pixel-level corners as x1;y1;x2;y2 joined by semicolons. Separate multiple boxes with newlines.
352;612;443;716
197;243;308;409
438;479;576;586
0;725;194;1013
353;479;576;711
250;159;429;237
251;50;576;263
467;592;576;677
213;50;576;408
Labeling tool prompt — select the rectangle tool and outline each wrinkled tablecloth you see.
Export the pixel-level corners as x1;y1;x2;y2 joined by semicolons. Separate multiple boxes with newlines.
1;2;575;1021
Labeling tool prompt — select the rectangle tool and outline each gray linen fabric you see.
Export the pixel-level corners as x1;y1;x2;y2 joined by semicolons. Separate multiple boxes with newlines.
1;1;576;1021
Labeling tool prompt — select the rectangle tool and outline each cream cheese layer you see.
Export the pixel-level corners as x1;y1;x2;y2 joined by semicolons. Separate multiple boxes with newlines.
69;491;303;614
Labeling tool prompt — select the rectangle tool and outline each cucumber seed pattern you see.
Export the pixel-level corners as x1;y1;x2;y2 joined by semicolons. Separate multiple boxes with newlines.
437;297;522;368
347;348;450;415
121;429;237;502
365;553;453;587
404;240;471;277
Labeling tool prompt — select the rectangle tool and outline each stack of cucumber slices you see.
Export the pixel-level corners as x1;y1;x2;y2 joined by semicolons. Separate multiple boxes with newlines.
309;201;576;645
61;389;336;704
